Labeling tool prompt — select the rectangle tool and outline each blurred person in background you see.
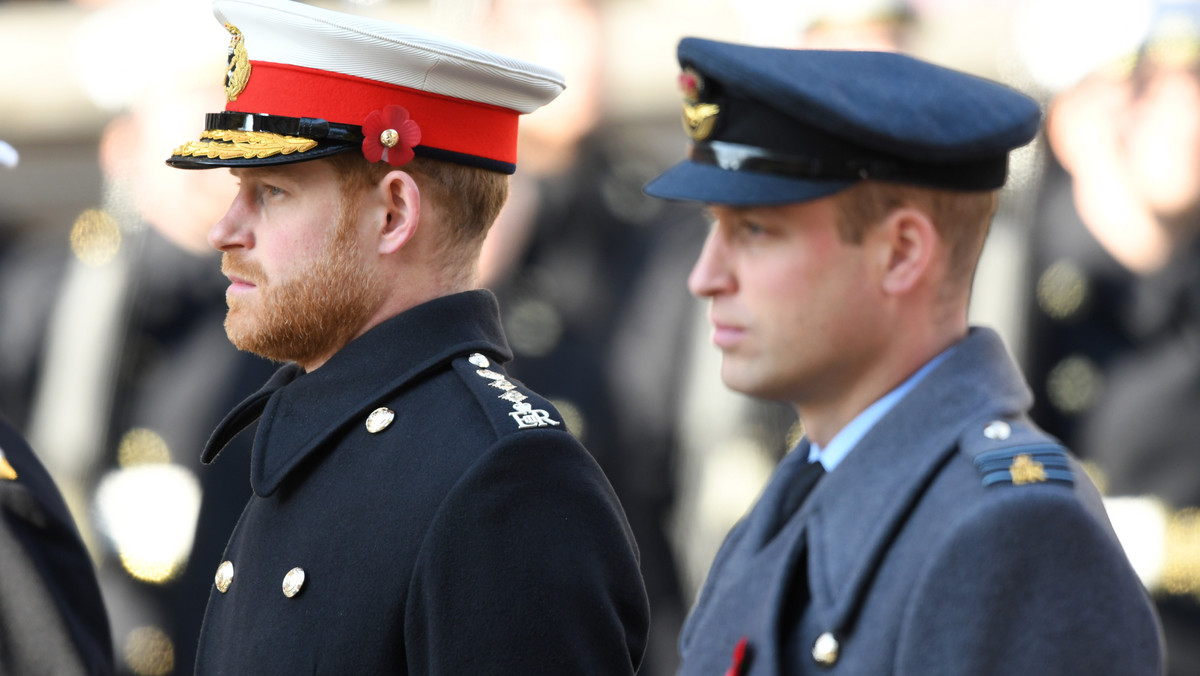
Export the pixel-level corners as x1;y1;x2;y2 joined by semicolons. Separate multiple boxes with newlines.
0;1;276;673
472;1;707;671
0;413;113;674
644;38;1163;674
0;144;113;676
1023;1;1200;672
163;0;649;672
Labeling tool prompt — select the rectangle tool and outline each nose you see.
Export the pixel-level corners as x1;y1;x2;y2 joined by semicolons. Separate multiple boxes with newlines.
687;224;735;298
208;191;253;252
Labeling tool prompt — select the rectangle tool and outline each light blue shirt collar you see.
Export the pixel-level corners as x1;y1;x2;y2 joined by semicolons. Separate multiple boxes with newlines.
807;346;956;472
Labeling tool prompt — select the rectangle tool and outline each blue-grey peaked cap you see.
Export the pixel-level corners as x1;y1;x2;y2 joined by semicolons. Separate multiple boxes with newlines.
644;38;1043;206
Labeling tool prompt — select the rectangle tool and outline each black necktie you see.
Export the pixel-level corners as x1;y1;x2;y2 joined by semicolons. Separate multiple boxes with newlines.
768;459;826;540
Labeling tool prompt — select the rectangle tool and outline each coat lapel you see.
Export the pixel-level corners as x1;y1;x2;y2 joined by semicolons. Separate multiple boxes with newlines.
801;328;1032;639
200;291;512;497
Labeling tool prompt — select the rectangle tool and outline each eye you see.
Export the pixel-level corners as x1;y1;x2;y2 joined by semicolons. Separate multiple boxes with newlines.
254;183;286;204
737;219;769;237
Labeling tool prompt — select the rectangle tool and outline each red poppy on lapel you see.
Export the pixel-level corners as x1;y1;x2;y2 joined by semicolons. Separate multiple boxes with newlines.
724;636;750;676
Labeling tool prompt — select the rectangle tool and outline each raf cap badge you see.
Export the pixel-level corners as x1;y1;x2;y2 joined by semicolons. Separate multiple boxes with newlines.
679;68;719;141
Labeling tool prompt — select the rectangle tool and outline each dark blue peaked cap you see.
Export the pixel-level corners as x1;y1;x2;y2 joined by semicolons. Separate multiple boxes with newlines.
644;38;1042;206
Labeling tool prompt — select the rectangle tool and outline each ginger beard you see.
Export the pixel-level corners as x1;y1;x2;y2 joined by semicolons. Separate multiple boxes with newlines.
220;195;385;367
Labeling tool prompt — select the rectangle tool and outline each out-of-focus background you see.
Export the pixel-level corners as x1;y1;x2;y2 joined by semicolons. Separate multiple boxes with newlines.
3;0;1200;674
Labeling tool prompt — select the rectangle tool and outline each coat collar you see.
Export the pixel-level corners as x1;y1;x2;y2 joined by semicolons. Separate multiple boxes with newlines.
800;327;1031;638
201;290;512;497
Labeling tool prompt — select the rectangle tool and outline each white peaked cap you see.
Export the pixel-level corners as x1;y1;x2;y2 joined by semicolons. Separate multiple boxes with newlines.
169;0;566;173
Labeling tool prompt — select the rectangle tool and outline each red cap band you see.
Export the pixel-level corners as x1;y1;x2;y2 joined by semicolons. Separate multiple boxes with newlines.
228;61;521;165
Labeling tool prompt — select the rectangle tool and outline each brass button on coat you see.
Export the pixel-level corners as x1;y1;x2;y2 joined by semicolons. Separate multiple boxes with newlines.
365;407;395;434
983;420;1011;441
282;567;306;598
812;632;839;667
215;561;234;593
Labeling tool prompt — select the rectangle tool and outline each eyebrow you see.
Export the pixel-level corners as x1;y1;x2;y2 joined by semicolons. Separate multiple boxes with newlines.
229;167;291;181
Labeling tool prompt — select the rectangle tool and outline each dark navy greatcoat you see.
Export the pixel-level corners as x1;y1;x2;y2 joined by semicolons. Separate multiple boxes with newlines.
0;415;113;675
678;328;1164;676
194;290;649;674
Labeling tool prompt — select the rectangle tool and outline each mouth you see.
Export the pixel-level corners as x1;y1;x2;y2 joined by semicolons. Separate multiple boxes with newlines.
226;275;257;294
222;255;262;295
709;318;746;349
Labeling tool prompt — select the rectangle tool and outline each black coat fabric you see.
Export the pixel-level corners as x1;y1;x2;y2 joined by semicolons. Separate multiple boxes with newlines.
193;290;649;674
0;414;113;675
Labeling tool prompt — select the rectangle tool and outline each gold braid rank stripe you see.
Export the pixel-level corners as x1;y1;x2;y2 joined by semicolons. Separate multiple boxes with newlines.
172;130;319;160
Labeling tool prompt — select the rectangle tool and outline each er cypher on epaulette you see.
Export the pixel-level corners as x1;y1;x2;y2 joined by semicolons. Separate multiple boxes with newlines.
465;353;562;431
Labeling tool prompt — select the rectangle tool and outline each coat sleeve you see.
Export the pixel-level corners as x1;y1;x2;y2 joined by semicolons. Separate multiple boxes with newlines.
405;429;650;675
894;486;1164;676
0;421;114;676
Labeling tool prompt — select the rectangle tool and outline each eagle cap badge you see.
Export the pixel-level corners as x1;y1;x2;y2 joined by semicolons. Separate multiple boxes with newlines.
679;67;720;141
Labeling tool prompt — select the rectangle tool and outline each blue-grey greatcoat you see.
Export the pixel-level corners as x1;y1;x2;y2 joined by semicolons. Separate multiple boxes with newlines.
678;327;1164;675
193;290;649;674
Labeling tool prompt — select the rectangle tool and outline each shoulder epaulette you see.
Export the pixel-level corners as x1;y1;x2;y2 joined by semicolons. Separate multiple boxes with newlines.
453;352;564;437
974;444;1074;488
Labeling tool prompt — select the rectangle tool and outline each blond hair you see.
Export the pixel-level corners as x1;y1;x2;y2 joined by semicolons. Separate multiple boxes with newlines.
832;181;999;292
326;152;509;281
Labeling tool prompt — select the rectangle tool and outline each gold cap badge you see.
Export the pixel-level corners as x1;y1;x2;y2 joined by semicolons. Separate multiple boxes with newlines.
679;68;719;141
225;23;251;102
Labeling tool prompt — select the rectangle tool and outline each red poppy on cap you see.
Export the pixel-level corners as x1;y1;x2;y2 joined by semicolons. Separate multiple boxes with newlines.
362;106;422;167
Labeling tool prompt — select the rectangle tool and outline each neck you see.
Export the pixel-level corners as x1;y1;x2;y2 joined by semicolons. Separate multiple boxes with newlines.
798;316;965;447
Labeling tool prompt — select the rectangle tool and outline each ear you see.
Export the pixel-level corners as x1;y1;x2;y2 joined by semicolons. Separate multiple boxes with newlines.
874;206;939;296
375;169;421;255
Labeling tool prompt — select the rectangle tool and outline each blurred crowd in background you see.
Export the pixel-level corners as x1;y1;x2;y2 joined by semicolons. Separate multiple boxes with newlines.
2;0;1200;674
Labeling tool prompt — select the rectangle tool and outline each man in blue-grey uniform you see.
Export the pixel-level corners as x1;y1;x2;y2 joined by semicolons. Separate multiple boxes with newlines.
163;0;648;673
644;40;1164;675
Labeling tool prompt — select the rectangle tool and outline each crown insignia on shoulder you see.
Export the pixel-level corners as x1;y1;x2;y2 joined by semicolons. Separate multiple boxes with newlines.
974;444;1074;488
466;354;560;430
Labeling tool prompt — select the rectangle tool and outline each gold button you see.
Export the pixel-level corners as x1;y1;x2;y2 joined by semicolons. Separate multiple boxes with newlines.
282;567;306;598
365;407;395;434
812;632;839;666
215;561;234;593
379;128;399;148
983;420;1011;441
468;353;490;368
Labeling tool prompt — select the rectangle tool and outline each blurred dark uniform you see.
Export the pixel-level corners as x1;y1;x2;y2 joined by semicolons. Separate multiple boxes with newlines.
1024;158;1200;676
1020;11;1200;671
489;121;706;676
0;220;272;675
0;413;113;675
